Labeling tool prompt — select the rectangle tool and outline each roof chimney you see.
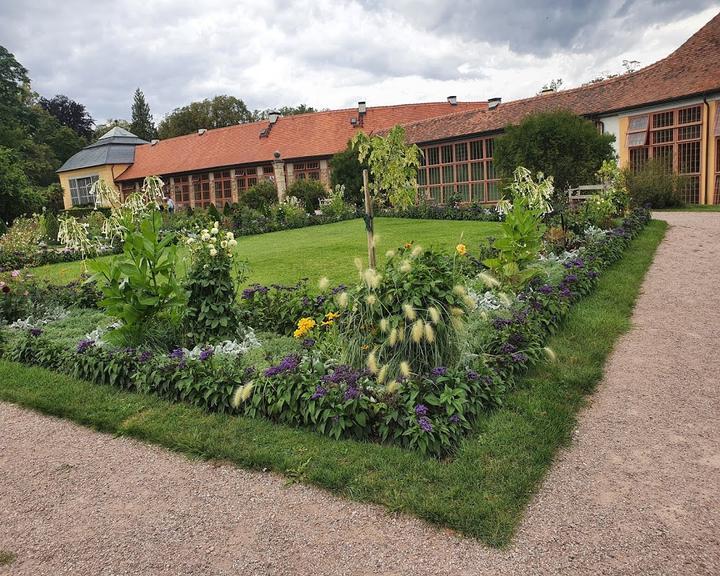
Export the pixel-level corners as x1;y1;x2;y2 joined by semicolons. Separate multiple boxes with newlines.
150;139;159;146
197;128;207;136
268;111;280;124
488;97;501;110
447;95;458;105
358;101;367;114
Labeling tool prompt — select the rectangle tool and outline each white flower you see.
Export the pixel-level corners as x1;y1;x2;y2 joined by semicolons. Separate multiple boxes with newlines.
214;221;220;229
221;240;228;249
208;236;216;244
201;233;211;242
209;248;218;257
225;232;234;241
228;239;237;248
211;227;219;235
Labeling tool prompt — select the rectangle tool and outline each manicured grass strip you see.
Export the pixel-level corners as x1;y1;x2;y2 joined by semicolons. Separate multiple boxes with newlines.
28;217;500;286
0;221;666;547
654;205;720;212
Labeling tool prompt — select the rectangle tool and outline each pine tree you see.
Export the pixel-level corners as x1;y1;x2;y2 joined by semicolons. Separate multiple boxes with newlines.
130;88;157;141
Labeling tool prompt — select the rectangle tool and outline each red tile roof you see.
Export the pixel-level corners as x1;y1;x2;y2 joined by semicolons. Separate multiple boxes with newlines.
397;10;720;145
116;101;487;181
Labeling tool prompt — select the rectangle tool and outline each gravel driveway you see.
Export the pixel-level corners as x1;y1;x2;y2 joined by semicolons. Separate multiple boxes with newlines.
2;212;719;575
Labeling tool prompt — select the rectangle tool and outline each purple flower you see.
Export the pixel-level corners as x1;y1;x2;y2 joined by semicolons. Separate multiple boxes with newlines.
169;347;185;360
343;385;360;401
430;366;447;378
331;284;347;295
138;350;153;364
29;328;43;337
492;317;512;329
322;365;367;386
263;354;300;377
511;351;529;364
76;339;95;354
466;369;479;381
11;270;20;278
418;416;433;433
559;287;572;298
537;284;553;295
500;342;517;354
449;414;461;424
310;385;327;400
564;274;578;283
588;270;599;279
199;347;214;362
302;338;316;349
415;404;429;416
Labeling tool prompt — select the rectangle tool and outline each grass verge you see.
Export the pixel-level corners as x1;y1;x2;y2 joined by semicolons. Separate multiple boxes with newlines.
0;220;667;547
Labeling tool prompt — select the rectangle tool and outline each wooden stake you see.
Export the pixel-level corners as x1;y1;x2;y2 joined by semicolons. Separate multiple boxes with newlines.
363;169;376;269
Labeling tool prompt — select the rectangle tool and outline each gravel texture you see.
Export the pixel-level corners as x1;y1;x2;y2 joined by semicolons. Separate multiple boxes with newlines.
1;212;719;575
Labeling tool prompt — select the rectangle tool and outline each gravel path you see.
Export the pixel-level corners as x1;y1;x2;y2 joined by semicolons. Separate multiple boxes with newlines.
2;212;719;576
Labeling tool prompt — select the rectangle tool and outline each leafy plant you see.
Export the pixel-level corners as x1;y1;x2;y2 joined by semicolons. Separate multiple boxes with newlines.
240;180;277;212
351;125;422;208
623;158;686;208
287;178;327;212
90;210;186;340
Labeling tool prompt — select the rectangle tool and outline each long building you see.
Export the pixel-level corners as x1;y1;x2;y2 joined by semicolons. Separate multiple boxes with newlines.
57;11;720;209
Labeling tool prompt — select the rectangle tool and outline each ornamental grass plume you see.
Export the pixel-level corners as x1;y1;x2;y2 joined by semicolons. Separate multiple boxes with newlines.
388;327;398;346
400;360;411;378
478;271;501;288
377;364;388;384
411;319;424;343
366;294;377;306
428;306;441;324
411;245;423;257
450;307;464;317
498;292;513;307
385;249;396;259
453;284;467;297
318;276;330;290
379;318;390;333
386;380;401;394
402;303;417;321
424;322;435;343
399;259;412;273
231;382;254;408
336;291;349;308
543;346;557;363
367;350;378;374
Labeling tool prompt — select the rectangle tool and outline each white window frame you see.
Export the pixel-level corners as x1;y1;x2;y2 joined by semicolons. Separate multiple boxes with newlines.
69;175;99;206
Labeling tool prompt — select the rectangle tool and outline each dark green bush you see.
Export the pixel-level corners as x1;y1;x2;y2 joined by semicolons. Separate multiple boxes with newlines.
287;179;327;212
493;110;615;202
240;180;278;211
623;159;685;208
329;143;367;207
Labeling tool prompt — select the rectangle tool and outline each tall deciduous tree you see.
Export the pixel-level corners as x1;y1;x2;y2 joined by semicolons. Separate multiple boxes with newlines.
38;94;95;140
157;95;254;139
130;88;157;141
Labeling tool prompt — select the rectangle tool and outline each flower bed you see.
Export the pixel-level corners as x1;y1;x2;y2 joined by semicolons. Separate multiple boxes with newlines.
1;203;651;456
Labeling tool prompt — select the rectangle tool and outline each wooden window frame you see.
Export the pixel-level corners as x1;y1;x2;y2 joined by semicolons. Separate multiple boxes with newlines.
627;105;703;204
235;167;258;193
173;176;191;206
294;161;321;181
192;173;211;208
213;170;233;205
417;137;498;204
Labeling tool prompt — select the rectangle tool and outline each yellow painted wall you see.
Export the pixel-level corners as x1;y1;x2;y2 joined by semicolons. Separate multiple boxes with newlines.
58;164;130;209
707;100;718;204
617;116;629;168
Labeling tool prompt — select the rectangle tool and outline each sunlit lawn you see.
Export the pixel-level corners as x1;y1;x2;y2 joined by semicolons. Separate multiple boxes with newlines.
30;217;500;287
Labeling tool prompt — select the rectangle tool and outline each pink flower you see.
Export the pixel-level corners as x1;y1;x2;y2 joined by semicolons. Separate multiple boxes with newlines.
11;270;20;278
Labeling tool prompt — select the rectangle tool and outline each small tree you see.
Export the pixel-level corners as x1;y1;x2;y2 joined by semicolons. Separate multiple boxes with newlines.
130;88;157;141
350;125;422;268
288;179;326;212
493;110;615;202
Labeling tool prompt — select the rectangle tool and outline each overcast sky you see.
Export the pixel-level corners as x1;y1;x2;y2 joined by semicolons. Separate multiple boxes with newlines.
1;0;718;124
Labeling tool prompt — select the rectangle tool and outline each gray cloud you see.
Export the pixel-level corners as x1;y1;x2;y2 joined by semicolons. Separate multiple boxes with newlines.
0;0;716;123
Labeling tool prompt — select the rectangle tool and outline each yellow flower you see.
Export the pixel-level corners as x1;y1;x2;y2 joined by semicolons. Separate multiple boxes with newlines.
404;242;413;249
293;317;316;338
456;243;467;256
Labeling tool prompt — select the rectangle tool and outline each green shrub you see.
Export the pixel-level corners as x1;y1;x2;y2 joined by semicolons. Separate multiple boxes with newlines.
287;179;327;212
329;142;367;207
623;159;685;208
240;180;278;211
183;224;244;344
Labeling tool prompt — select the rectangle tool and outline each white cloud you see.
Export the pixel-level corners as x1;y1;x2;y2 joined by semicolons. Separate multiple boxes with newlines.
0;0;716;123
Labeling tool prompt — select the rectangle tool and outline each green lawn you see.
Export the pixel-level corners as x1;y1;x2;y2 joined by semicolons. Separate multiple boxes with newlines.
654;205;720;212
29;218;500;286
0;220;667;546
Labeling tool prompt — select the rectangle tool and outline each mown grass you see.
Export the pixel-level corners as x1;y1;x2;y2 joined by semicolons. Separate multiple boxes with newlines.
654;205;720;212
0;220;667;547
28;217;500;286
